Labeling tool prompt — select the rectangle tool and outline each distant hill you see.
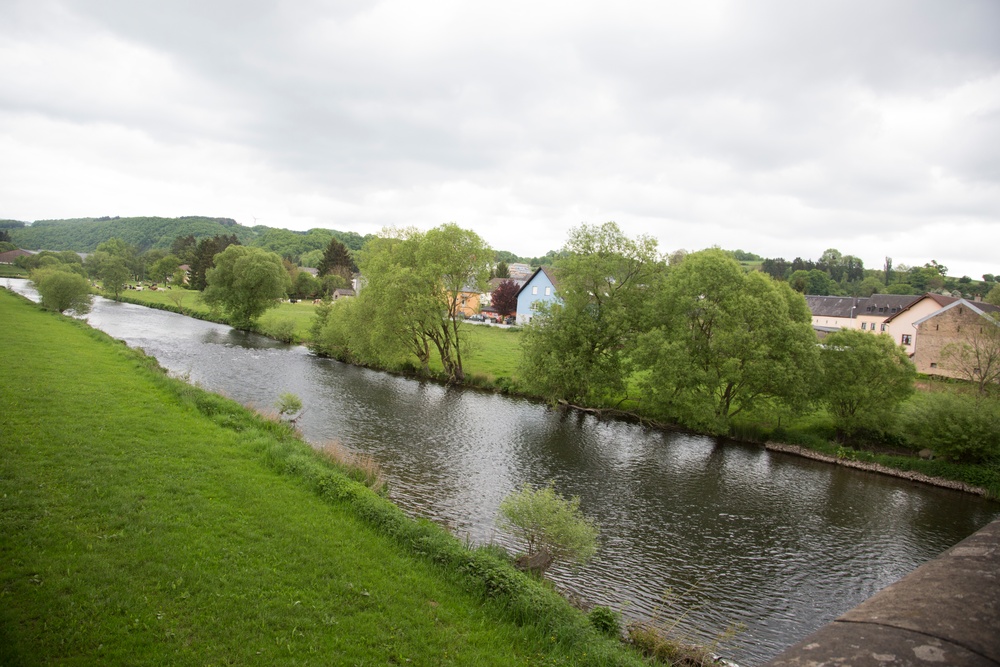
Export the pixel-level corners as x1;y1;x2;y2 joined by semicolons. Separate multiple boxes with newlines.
10;216;254;252
7;216;374;259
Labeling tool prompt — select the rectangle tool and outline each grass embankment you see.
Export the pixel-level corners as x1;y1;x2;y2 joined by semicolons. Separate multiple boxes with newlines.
107;287;1000;498
0;265;28;278
0;289;642;666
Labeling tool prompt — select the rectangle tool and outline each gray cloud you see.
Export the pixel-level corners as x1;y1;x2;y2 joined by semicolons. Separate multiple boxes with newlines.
1;0;998;277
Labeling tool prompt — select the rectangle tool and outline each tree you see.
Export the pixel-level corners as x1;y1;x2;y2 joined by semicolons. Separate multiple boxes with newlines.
819;329;916;439
985;284;1000;307
189;234;239;290
494;261;510;279
315;224;492;381
30;267;92;314
490;279;519;317
149;254;182;283
855;276;886;297
202;246;291;329
637;249;820;433
317;237;355;281
497;482;599;576
100;257;131;299
520;222;661;404
940;312;1000;395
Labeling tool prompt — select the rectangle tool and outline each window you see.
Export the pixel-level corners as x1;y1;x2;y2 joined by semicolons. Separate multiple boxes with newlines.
861;322;867;330
881;324;888;332
901;334;912;345
532;286;538;295
544;287;551;296
878;307;885;313
930;362;938;369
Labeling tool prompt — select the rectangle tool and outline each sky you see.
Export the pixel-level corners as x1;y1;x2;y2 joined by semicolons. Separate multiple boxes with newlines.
1;1;998;278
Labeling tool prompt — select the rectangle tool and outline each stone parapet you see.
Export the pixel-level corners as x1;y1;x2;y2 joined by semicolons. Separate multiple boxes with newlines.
765;519;1000;666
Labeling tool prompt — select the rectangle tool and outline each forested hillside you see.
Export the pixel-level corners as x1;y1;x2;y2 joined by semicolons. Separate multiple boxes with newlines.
10;216;253;252
7;216;373;261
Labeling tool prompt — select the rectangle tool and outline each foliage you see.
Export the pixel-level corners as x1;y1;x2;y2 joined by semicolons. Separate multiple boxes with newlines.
202;245;291;329
315;224;492;381
497;482;599;576
274;391;303;419
939;312;1000;395
257;313;297;343
902;393;1000;464
10;216;250;252
148;254;182;283
317;236;356;280
99;257;131;298
520;222;662;404
491;279;519;316
638;249;820;433
819;329;916;439
589;606;622;638
188;234;240;290
30;266;92;314
985;284;1000;307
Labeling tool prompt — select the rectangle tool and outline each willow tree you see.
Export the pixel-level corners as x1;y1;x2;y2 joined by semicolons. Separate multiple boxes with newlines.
637;249;820;433
520;222;662;404
328;223;492;381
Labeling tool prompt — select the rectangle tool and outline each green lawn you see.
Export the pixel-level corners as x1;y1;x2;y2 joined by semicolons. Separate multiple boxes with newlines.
0;289;640;666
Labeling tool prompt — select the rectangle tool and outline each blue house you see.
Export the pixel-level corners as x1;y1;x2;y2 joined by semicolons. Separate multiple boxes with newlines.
515;267;560;325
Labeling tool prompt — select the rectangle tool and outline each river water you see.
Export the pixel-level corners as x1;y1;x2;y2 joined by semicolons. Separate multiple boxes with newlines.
7;279;999;665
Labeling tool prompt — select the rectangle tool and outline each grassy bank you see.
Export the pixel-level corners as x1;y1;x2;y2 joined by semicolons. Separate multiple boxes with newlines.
0;289;643;666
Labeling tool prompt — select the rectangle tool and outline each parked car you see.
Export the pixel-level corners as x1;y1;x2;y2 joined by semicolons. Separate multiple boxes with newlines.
466;314;486;322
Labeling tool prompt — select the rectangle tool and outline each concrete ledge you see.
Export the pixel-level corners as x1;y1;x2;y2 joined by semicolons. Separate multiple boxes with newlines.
765;519;1000;666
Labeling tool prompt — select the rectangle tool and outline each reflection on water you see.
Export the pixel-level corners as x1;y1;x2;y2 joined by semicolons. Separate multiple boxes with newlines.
5;279;998;665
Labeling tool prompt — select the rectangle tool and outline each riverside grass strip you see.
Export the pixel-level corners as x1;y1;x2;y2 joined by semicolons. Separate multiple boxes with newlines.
0;289;642;667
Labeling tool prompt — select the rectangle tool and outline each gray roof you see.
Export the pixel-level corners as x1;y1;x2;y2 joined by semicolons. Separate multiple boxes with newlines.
806;296;860;318
806;294;922;319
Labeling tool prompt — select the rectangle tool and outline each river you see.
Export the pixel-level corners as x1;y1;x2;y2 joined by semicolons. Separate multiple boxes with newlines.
6;279;999;665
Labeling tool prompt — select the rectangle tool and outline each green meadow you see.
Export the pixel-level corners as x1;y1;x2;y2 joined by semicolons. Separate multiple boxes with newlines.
0;289;642;666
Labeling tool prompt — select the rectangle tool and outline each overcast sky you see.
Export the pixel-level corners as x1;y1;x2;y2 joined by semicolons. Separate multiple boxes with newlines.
2;1;998;278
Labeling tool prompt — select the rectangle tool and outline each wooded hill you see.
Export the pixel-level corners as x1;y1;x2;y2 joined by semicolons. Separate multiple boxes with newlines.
6;216;372;260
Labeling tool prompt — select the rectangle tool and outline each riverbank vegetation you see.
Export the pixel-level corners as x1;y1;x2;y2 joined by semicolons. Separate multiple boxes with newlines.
0;288;649;666
25;216;998;499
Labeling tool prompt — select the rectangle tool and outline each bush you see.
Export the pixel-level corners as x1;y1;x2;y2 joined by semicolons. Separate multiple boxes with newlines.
589;606;622;638
902;393;1000;464
257;314;297;343
497;482;599;576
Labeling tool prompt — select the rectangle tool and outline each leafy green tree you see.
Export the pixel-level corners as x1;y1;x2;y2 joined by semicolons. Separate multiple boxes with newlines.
291;270;321;300
855;276;886;297
149;254;182;284
100;258;131;299
494;261;510;279
497;482;599;576
30;267;92;314
520;222;661;403
637;249;820;433
202;246;291;329
985;284;1000;307
819;328;916;439
315;224;492;381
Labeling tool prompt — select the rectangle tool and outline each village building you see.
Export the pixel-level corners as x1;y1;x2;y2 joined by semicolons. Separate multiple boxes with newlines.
912;299;1000;380
515;267;559;325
